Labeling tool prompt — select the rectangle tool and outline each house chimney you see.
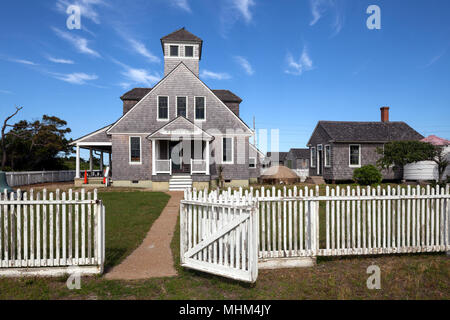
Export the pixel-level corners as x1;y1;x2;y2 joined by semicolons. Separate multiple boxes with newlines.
380;106;390;122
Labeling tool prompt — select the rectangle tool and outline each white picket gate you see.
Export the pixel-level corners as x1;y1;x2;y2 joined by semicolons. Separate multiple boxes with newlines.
181;184;450;282
180;191;258;283
0;189;105;277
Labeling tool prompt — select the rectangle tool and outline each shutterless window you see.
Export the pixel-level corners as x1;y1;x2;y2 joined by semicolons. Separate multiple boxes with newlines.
177;97;187;117
311;147;316;167
185;46;194;57
130;137;141;163
195;97;205;120
170;45;179;57
325;145;331;167
350;145;361;166
158;96;169;120
223;137;233;163
249;157;256;168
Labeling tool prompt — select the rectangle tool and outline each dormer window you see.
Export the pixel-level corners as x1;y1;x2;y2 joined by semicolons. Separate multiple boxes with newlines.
185;46;194;57
169;45;179;57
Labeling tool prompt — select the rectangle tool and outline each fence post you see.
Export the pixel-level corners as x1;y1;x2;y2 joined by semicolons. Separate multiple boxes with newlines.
180;202;187;265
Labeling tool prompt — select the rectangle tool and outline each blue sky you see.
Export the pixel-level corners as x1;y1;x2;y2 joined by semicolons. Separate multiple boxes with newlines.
0;0;449;159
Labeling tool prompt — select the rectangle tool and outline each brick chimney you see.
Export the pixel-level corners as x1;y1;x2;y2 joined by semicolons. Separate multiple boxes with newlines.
380;106;390;122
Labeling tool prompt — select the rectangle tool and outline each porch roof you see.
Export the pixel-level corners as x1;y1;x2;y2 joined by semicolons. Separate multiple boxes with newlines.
70;123;113;150
147;116;214;141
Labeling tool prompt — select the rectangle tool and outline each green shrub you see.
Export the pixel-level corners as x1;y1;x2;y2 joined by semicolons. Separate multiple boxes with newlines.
353;165;382;186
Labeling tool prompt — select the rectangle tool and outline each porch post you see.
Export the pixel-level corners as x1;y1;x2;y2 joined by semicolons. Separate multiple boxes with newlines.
75;144;80;179
109;152;112;168
206;141;210;175
152;139;156;175
100;152;104;172
89;148;93;172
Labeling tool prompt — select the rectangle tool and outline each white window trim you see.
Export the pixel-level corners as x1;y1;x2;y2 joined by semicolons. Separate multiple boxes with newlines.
184;45;194;58
310;147;316;168
324;145;331;168
169;44;179;57
157;96;169;121
317;144;322;175
194;96;206;121
249;157;257;169
176;96;188;118
222;137;234;164
349;144;362;168
129;136;142;165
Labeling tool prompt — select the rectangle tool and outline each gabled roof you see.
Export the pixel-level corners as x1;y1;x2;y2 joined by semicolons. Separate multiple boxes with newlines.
120;87;242;103
421;135;450;146
147;116;213;141
161;27;203;43
308;121;423;144
288;148;309;159
249;143;266;158
267;152;289;162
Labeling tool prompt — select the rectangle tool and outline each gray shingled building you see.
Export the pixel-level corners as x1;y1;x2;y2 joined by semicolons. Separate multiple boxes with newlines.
71;28;258;191
307;107;424;182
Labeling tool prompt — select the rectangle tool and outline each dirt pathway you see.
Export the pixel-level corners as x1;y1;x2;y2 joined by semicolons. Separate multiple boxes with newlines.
105;192;183;280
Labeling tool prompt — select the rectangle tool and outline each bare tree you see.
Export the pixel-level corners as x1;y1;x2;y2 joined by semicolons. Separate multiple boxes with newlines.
1;106;23;170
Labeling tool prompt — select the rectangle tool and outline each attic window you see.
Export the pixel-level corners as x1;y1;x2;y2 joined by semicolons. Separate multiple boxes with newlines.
195;97;205;120
185;46;194;57
170;45;179;57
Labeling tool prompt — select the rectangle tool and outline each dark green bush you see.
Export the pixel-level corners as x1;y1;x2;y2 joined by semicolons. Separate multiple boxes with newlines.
353;165;382;186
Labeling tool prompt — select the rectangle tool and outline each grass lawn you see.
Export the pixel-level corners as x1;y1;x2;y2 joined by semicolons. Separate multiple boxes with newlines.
0;188;448;300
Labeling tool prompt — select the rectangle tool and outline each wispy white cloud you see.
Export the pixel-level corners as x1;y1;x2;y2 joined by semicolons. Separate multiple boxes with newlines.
51;72;98;85
200;70;232;80
111;58;160;87
10;58;38;66
234;56;254;75
127;38;160;63
232;0;256;23
47;56;75;64
424;50;446;68
56;0;107;24
285;47;314;76
0;89;13;94
52;27;101;57
169;0;192;13
309;0;344;36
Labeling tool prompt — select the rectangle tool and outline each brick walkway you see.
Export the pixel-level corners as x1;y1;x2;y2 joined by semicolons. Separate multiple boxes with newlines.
105;192;183;280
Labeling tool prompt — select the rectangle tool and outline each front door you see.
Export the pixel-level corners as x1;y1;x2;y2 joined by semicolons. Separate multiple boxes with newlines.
318;149;323;175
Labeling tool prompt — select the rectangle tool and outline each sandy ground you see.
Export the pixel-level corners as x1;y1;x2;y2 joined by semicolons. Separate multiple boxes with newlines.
104;192;183;280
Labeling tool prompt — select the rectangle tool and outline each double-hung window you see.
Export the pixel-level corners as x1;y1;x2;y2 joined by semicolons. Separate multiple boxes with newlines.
349;145;361;167
325;145;331;167
195;97;205;120
249;157;256;168
129;137;141;164
311;147;316;168
222;137;233;164
158;96;169;120
176;97;187;118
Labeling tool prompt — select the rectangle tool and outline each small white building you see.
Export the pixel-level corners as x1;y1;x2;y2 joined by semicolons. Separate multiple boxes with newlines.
404;135;450;181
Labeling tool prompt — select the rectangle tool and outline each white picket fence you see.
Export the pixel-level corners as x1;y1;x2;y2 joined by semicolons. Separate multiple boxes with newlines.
0;189;105;277
6;171;76;187
181;184;450;282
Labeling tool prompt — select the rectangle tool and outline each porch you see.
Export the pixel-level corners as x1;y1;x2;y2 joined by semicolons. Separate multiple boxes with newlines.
152;139;210;176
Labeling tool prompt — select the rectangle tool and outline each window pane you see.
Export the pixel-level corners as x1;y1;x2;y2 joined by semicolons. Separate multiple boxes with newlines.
130;137;141;162
185;46;194;57
350;146;360;165
223;138;232;163
195;97;205;120
311;148;316;166
170;45;178;57
249;158;256;168
177;97;187;117
159;97;168;119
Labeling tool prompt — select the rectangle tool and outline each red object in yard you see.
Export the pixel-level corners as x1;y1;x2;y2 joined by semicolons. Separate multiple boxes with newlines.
84;170;88;184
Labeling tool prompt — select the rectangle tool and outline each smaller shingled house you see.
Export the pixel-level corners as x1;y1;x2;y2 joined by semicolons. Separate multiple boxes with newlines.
285;148;310;170
307;107;424;182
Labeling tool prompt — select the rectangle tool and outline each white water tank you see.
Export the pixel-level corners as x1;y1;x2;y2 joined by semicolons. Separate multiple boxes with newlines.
404;161;438;181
